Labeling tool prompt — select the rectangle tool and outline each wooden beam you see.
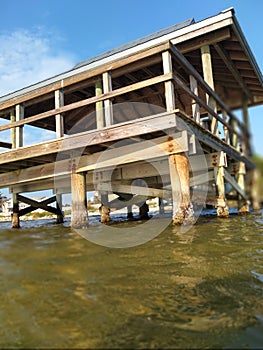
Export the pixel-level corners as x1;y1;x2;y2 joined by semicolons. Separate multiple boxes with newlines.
213;43;252;101
96;182;171;199
224;169;247;200
176;27;231;53
0;111;178;166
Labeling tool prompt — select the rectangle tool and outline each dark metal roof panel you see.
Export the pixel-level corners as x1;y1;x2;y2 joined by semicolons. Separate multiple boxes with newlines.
73;18;195;69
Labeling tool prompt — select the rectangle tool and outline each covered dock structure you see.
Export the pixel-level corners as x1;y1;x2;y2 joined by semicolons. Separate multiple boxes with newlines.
0;8;262;228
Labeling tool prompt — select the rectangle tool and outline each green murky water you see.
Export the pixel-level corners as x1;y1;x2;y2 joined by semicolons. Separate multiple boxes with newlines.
0;212;263;349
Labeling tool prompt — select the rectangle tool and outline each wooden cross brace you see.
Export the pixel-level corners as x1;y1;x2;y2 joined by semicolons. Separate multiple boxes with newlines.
16;194;63;217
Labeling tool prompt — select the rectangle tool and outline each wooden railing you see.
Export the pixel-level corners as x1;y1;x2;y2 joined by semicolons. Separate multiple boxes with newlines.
0;41;251;158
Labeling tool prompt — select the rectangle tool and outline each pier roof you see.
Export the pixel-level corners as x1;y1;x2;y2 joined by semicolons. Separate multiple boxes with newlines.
0;8;263;116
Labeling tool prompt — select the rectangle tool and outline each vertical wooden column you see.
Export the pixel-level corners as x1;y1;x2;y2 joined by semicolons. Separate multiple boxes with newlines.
159;197;165;215
168;153;194;225
237;162;250;214
201;45;219;136
162;51;175;111
95;80;104;129
12;193;20;228
15;103;24;148
10;109;16;149
11;105;24;228
103;72;113;126
71;168;88;228
55;88;64;138
251;168;261;211
55;89;64;223
127;205;133;219
189;75;200;123
222;110;230;145
242;95;251;156
215;162;229;218
100;192;110;223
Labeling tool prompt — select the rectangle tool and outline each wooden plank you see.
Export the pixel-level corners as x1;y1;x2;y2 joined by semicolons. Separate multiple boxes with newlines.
0;111;178;166
176;27;231;53
76;130;188;173
0;129;186;189
96;182;171;199
0;73;173;132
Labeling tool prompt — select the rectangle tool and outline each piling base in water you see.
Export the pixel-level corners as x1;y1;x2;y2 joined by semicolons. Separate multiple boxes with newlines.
216;197;229;218
238;202;250;215
100;205;111;223
172;204;195;225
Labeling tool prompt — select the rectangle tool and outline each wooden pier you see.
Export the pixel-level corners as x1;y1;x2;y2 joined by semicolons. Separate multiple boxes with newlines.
0;8;262;228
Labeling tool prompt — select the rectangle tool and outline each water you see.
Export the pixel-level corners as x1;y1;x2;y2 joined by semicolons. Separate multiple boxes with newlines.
0;212;263;349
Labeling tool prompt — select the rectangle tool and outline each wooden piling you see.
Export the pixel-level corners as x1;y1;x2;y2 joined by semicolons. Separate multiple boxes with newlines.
71;171;88;228
12;193;20;228
237;162;250;214
100;193;110;223
215;166;229;217
169;153;194;225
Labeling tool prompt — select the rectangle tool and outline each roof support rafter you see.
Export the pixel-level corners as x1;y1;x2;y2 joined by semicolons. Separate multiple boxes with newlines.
213;43;253;101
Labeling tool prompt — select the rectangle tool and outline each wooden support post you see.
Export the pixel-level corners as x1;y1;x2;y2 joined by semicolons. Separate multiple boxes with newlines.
168;153;194;225
55;89;64;138
159;197;165;215
95;80;104;129
251;168;261;211
56;194;64;223
103;72;113;127
162;51;175;111
237;162;250;215
100;192;110;223
242;95;251;156
10;109;16;149
201;45;219;136
127;205;133;219
222;110;230;145
215;166;229;217
71;171;88;228
139;202;149;219
12;193;20;228
15;104;24;148
189;75;200;123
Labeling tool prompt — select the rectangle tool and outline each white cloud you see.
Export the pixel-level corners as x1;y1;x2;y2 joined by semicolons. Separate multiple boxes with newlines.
0;28;76;96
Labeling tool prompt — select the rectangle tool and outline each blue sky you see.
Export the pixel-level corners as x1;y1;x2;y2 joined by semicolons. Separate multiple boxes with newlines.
0;0;262;156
